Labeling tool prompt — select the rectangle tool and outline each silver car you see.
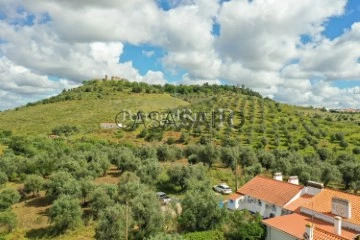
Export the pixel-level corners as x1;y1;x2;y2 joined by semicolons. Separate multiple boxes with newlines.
213;183;232;194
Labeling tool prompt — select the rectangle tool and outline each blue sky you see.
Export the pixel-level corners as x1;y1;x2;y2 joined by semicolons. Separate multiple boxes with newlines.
0;0;360;110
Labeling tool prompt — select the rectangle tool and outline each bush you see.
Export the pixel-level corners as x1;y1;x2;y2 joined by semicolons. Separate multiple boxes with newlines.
353;147;360;155
51;125;79;136
166;137;176;145
145;130;164;142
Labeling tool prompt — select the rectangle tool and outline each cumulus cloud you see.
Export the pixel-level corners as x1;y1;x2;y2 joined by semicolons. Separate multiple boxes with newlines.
0;0;359;110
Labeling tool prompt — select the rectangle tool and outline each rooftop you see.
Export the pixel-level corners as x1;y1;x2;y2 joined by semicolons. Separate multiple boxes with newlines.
284;194;313;212
236;176;303;207
301;189;360;226
263;213;357;240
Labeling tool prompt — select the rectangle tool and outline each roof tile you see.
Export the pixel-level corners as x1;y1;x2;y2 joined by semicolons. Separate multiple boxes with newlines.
263;213;357;240
301;189;360;226
236;176;303;207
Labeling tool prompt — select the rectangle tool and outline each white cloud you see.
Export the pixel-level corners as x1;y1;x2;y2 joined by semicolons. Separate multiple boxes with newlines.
142;50;155;58
0;0;359;110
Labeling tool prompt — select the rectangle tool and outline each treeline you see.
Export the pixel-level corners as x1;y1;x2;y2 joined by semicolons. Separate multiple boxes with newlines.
23;79;263;108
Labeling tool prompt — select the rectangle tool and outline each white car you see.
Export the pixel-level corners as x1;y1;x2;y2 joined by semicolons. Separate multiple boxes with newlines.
156;192;171;204
213;183;232;194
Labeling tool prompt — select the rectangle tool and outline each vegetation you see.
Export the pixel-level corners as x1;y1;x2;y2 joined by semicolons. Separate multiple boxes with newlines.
0;79;359;239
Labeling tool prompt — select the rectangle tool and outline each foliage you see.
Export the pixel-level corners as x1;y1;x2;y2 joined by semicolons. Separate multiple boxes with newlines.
45;171;81;200
0;189;21;211
0;172;8;185
48;195;83;232
130;191;164;239
226;210;265;240
136;158;162;185
0;210;17;234
51;125;79;136
183;230;225;240
179;185;224;232
90;187;116;218
24;174;44;197
95;204;132;240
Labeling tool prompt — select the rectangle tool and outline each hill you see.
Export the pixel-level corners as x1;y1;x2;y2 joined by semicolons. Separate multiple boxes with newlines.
1;79;360;156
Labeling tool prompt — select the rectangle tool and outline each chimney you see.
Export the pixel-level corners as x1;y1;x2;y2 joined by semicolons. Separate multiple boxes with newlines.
331;197;351;219
306;181;324;196
334;216;342;236
273;172;283;181
305;223;314;240
288;176;299;185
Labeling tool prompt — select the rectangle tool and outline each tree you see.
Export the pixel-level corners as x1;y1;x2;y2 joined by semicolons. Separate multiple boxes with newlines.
351;181;360;194
0;172;8;185
227;210;265;240
179;186;224;232
340;162;360;189
90;187;116;218
118;172;147;204
110;147;140;173
24;174;44;197
48;195;83;232
198;145;220;167
45;171;81;200
0;189;21;210
257;151;275;170
0;210;17;233
79;177;95;204
130;191;164;239
136;158;162;185
157;145;177;162
95;204;132;240
167;165;190;191
320;164;341;187
317;148;332;161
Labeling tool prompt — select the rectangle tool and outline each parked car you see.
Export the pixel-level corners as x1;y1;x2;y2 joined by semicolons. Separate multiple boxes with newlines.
156;192;171;204
213;183;232;194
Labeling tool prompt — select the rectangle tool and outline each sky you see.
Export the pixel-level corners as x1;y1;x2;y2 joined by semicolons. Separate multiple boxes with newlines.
0;0;360;110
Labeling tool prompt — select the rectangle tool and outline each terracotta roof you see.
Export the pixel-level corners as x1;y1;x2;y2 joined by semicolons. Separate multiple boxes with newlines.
314;227;348;240
301;189;360;226
263;213;357;240
236;176;303;207
228;193;243;201
285;194;313;212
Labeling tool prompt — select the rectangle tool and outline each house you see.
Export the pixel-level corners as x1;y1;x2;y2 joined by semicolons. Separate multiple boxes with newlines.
263;188;360;240
227;174;306;218
228;174;360;240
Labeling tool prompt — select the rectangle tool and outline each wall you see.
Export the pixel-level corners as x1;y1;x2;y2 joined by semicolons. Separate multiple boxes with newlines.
265;225;298;240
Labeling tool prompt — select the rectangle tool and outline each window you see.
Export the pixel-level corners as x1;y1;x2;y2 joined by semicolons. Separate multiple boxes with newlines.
258;200;262;206
271;205;276;212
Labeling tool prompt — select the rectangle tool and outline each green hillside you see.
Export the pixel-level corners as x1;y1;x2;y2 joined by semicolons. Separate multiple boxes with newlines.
1;79;359;155
1;79;360;240
0;80;189;135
